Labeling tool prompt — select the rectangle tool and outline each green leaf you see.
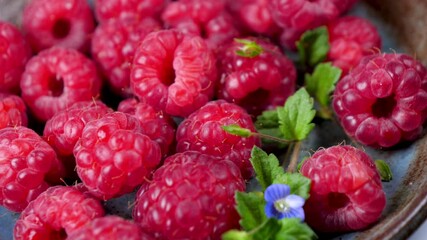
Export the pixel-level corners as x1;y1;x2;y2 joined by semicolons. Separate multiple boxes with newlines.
252;218;282;240
278;88;316;141
296;26;330;67
274;218;318;240
235;38;264;58
222;230;252;240
305;62;341;107
222;124;253;137
297;157;308;173
235;191;267;231
250;146;285;190
375;159;393;182
255;110;280;129
274;173;311;200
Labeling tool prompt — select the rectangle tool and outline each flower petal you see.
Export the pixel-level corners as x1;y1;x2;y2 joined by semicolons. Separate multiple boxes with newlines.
285;194;305;208
284;207;305;221
264;184;290;202
264;201;280;218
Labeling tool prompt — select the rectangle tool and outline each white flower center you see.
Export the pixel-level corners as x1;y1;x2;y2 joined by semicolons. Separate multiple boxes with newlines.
274;198;289;213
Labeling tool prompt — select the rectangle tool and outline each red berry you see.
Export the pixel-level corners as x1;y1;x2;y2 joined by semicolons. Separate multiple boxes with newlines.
133;151;245;239
14;186;105;239
0;126;65;212
94;0;167;23
130;29;218;117
118;98;176;158
0;21;32;94
20;47;102;122
91;17;161;97
217;37;296;117
300;145;386;232
176;100;260;179
333;53;427;148
0;93;28;129
73;112;162;200
22;0;95;52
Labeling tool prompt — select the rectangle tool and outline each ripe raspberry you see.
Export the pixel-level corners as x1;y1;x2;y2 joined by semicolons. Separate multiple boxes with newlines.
118;98;176;158
0;93;28;129
20;47;102;122
0;21;32;94
22;0;95;52
67;216;153;240
91;18;161;97
130;29;218;117
133;151;245;240
14;185;105;239
300;145;386;232
333;53;427;148
94;0;167;23
73;112;162;200
216;37;297;117
0;126;65;212
327;16;381;76
176;100;260;179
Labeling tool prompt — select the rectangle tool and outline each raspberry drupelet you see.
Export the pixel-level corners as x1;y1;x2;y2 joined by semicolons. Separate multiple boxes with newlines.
0;93;28;129
22;0;95;53
333;53;427;148
130;29;218;117
20;47;102;122
133;151;245;240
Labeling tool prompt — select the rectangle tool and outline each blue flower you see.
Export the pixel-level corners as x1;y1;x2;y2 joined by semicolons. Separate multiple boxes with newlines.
264;184;305;221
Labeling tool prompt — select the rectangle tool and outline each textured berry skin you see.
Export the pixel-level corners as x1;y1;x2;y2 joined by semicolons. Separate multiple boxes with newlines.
22;0;95;52
327;16;381;76
217;37;296;117
300;145;386;232
0;127;65;212
131;29;218;117
133;151;245;240
14;186;105;240
73;112;162;200
0;93;28;129
333;53;427;148
91;18;161;97
176;100;260;179
67;216;153;240
20;47;102;122
94;0;167;23
118;98;176;158
0;21;32;94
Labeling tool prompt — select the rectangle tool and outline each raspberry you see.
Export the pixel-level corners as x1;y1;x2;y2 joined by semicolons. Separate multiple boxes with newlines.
0;126;65;212
20;47;102;122
73;112;162;200
216;37;297;117
118;98;176;158
333;53;427;148
13;185;105;239
130;29;218;117
91;17;161;97
300;145;386;232
0;21;32;94
22;0;95;52
133;151;245;240
67;216;153;240
176;100;260;179
94;0;167;23
0;93;28;129
327;16;381;76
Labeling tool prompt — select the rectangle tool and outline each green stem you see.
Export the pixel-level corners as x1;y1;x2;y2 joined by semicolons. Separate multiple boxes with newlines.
282;142;295;168
287;141;302;173
254;132;292;144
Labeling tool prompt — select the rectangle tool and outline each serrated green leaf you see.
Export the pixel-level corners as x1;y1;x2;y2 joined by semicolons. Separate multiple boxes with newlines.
273;173;311;199
296;26;330;67
375;159;393;182
255;110;280;129
274;218;318;240
222;124;253;137
278;88;316;141
250;146;285;190
222;230;252;240
252;218;282;240
235;191;267;231
305;62;341;107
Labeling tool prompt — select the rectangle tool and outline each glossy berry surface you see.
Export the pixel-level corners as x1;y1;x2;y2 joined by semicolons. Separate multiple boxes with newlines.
133;151;245;240
73;112;162;200
22;0;95;52
0;127;65;212
0;93;28;129
176;100;260;179
94;0;167;23
130;29;218;117
333;53;427;148
0;21;32;94
300;145;386;232
20;47;102;122
14;186;105;240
